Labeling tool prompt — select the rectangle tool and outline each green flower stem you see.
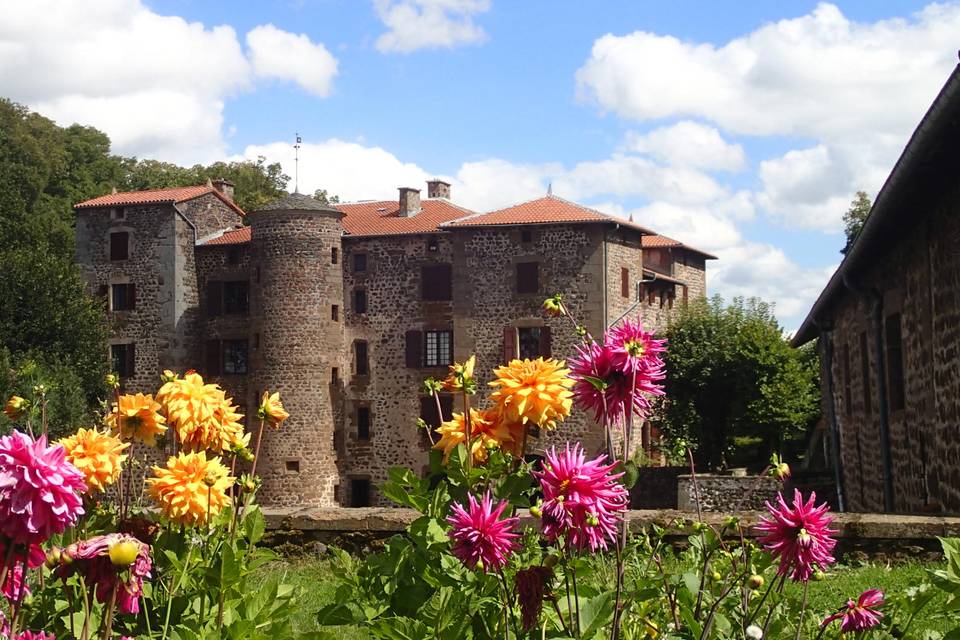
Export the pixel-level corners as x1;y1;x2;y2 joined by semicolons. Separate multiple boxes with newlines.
100;580;118;640
745;569;778;627
462;390;472;475
161;543;195;640
794;581;809;640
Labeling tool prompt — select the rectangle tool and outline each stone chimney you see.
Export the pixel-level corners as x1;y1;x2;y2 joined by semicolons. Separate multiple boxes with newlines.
398;187;421;217
426;179;451;199
212;178;235;202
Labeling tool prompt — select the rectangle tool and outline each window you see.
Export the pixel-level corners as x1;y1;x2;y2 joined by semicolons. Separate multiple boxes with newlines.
516;262;539;294
885;313;905;412
424;330;453;367
331;367;339;383
860;331;872;416
521;229;533;244
667;289;675;309
254;333;260;350
843;343;853;417
332;305;339;322
427;237;439;252
357;406;371;440
111;283;135;311
226;248;240;265
353;253;367;273
111;207;126;221
518;326;551;360
355;340;369;376
621;267;630;298
285;460;300;474
223;339;249;375
110;343;135;378
422;264;452;301
331;247;339;265
350;479;371;507
255;266;261;283
223;281;249;315
354;289;368;314
110;232;129;261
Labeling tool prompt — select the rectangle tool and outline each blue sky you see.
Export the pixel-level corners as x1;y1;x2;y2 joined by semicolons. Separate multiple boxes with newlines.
2;0;958;329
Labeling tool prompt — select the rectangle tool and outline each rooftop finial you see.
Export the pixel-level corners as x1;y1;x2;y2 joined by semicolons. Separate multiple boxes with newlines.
294;133;302;194
547;181;553;196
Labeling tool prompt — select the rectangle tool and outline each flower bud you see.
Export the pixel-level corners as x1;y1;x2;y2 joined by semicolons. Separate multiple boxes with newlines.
243;479;257;493
529;505;542;518
105;373;120;389
3;395;27;421
474;559;484;571
747;574;764;590
813;570;827;582
45;548;62;569
108;540;140;567
775;462;791;481
746;624;763;640
710;571;722;582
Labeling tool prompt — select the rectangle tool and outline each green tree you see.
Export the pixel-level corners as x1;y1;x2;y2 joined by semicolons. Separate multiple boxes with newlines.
312;188;340;205
842;190;872;254
659;295;820;469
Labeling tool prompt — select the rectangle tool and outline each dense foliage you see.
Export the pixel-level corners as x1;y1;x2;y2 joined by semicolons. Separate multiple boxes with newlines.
842;191;873;254
659;296;820;469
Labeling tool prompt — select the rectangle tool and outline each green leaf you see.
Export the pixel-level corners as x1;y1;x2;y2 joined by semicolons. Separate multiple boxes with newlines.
243;504;266;544
316;601;367;625
579;592;615;638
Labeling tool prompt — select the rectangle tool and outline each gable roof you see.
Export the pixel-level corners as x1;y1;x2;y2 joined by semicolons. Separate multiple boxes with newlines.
75;185;246;217
202;227;251;246
642;233;717;259
337;198;475;237
443;194;654;235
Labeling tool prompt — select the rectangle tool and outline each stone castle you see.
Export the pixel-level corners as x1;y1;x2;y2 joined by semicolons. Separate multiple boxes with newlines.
74;180;714;507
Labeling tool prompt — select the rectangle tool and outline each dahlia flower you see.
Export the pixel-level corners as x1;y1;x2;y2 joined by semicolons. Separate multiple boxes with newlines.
3;396;27;421
258;391;289;428
433;408;519;464
821;589;884;633
147;451;233;527
12;631;55;640
606;319;667;377
442;355;476;392
514;566;553;631
0;430;86;544
447;491;520;572
158;372;246;452
59;533;152;615
0;541;44;603
488;358;574;430
534;443;628;551
105;393;167;446
756;490;837;582
59;428;129;493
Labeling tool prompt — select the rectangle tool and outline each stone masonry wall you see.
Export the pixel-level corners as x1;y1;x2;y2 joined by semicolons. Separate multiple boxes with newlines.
605;228;644;327
677;474;781;512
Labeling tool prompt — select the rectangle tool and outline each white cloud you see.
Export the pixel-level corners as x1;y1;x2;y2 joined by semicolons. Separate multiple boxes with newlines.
575;2;960;231
374;0;490;53
557;155;727;204
246;24;338;97
0;0;337;164
624;121;746;172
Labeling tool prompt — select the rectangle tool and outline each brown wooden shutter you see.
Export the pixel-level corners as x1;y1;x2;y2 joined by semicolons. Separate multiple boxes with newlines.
405;330;423;368
206;339;221;376
682;285;689;308
126;283;136;310
207;280;222;316
516;262;539;294
503;327;517;363
539;325;552;358
125;343;136;377
110;232;128;260
621;267;629;298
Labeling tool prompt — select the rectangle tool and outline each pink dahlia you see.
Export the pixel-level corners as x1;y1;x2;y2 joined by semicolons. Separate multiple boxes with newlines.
606;319;667;378
756;489;836;582
447;491;520;572
58;533;152;615
821;589;884;632
0;431;86;544
534;444;628;551
0;540;44;603
13;632;55;640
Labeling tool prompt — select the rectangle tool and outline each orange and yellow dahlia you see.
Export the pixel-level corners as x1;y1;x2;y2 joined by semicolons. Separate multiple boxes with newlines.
258;391;289;428
146;451;233;527
59;428;129;493
157;371;246;453
488;358;574;430
3;395;27;421
105;393;167;446
433;408;520;464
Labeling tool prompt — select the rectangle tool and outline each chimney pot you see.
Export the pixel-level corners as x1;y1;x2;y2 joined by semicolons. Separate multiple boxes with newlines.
426;179;451;199
212;178;235;203
398;187;421;217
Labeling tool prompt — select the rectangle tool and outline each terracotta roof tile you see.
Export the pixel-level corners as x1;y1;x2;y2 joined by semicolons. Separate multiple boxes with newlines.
337;199;474;237
75;185;246;217
202;227;251;246
641;233;716;259
443;195;654;235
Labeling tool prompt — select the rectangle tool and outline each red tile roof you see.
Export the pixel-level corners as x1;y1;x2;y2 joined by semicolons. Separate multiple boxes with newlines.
203;227;251;246
75;185;245;217
337;199;475;237
641;233;716;259
443;195;653;235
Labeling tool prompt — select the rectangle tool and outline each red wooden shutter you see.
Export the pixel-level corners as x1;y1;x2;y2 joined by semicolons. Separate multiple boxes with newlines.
539;325;552;358
621;267;629;298
207;281;223;316
127;283;136;310
503;327;518;363
125;343;136;377
405;330;423;368
206;340;221;376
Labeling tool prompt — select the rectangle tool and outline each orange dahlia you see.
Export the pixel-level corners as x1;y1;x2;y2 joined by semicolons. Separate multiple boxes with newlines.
257;391;289;428
433;408;519;464
146;451;233;527
488;358;574;430
105;393;167;446
59;428;129;493
157;371;245;453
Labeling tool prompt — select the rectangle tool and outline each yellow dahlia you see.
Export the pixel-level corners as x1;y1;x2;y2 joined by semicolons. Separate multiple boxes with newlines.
105;393;168;446
433;408;519;464
443;355;476;392
59;428;129;493
147;451;233;527
258;391;289;428
157;371;245;453
3;395;27;421
488;358;574;430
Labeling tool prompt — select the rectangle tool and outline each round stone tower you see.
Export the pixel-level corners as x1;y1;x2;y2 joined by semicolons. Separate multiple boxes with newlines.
248;193;343;507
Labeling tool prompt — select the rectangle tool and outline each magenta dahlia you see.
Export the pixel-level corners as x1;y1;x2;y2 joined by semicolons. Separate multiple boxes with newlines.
447;491;520;572
0;431;86;545
534;443;628;551
821;589;884;632
58;533;152;615
756;489;836;582
12;631;56;640
606;318;667;377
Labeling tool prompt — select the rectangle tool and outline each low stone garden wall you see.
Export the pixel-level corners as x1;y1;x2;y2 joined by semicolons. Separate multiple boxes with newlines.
677;473;782;512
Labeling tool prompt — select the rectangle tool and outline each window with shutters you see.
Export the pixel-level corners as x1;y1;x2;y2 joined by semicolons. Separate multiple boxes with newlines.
424;330;453;367
860;331;872;416
354;289;368;314
223;281;249;315
621;267;630;298
110;232;129;261
518;327;551;360
355;340;369;376
110;283;135;311
350;478;371;507
422;264;452;301
223;339;249;375
353;253;367;273
516;262;539;294
357;406;371;440
885;313;905;412
111;343;135;378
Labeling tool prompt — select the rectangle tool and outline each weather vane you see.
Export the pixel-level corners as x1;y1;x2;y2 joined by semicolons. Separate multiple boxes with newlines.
294;133;302;193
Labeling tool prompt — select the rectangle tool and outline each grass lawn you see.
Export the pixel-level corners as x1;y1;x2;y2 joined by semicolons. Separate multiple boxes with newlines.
258;554;952;638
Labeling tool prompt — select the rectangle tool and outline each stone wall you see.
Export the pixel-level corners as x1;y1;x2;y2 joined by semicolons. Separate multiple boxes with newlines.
677;474;782;512
605;228;644;326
